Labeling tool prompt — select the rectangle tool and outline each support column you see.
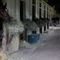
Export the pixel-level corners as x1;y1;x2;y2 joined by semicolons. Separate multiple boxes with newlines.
16;0;20;22
25;0;32;20
36;0;39;19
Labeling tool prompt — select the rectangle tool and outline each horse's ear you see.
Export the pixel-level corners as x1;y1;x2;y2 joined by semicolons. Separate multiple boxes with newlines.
2;3;7;10
3;3;7;8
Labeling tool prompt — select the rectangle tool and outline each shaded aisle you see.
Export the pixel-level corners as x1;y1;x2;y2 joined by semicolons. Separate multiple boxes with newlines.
8;26;60;60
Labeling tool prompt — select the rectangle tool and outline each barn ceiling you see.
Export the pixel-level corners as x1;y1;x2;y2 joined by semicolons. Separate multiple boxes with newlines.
48;0;60;13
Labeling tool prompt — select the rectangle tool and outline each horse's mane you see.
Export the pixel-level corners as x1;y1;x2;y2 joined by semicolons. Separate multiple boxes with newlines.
0;1;11;23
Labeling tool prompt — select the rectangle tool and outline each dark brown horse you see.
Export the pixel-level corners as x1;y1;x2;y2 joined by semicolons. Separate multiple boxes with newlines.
0;1;10;47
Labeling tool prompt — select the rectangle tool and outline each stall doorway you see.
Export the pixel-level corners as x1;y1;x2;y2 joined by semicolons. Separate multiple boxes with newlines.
47;23;49;29
32;6;35;21
20;1;24;21
44;26;46;31
40;27;42;33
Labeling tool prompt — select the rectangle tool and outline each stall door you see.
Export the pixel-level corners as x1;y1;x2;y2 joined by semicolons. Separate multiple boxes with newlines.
20;1;24;21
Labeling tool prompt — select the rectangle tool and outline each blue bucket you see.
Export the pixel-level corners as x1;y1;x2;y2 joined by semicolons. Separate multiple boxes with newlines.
28;34;40;44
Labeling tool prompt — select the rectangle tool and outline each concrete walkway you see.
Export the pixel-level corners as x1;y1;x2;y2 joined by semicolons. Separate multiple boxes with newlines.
8;26;60;60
